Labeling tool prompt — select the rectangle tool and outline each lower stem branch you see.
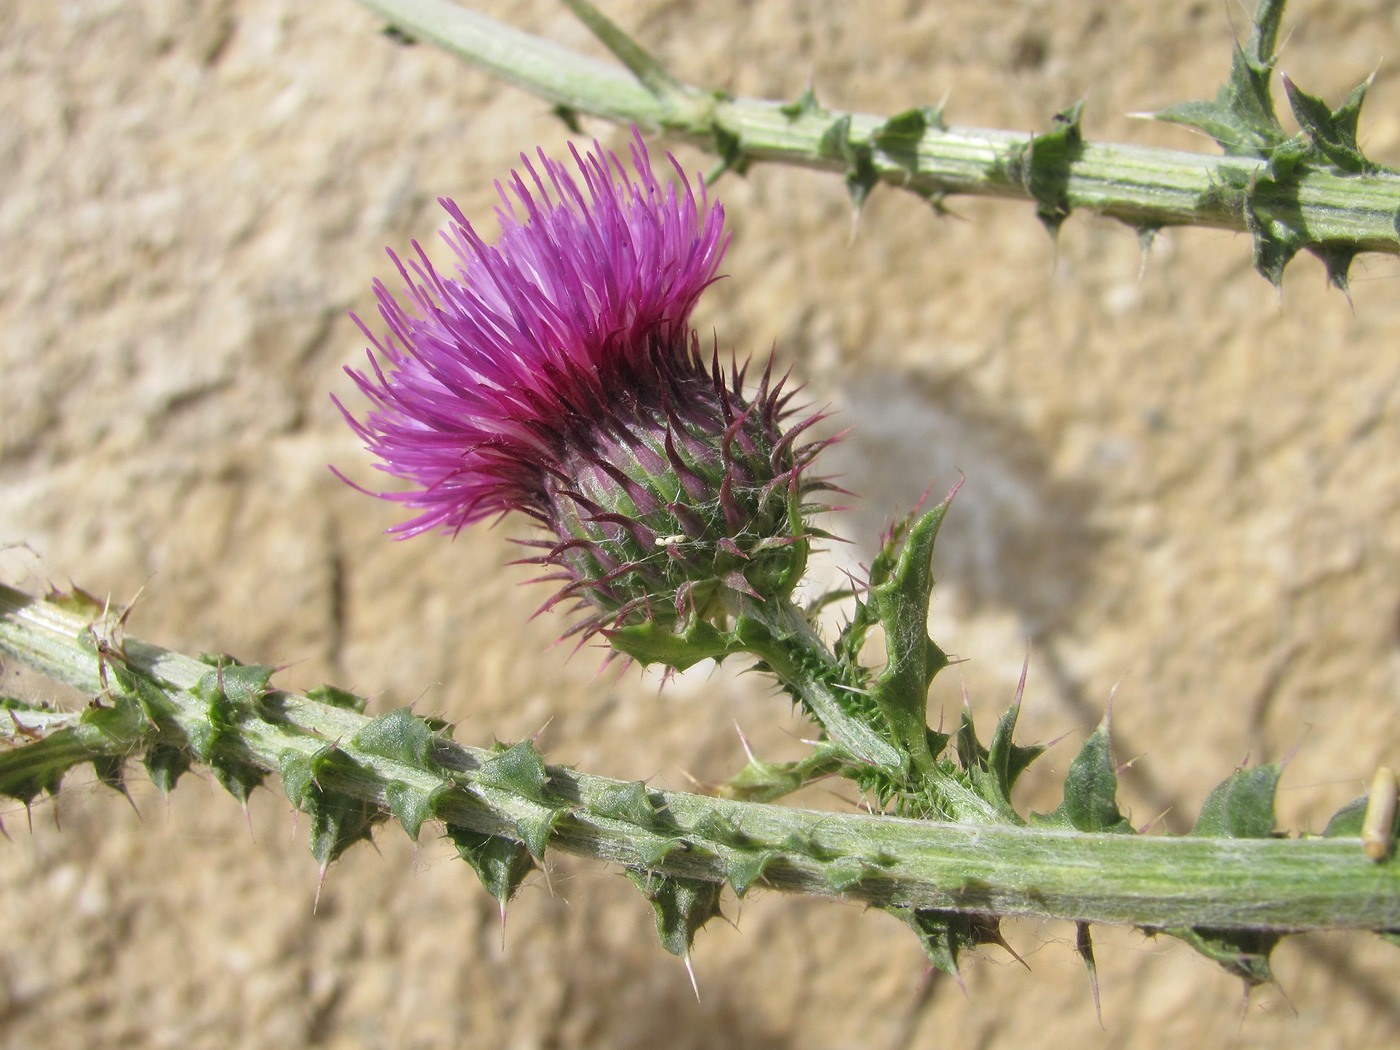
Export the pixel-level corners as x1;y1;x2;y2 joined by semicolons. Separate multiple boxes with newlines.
2;583;1397;933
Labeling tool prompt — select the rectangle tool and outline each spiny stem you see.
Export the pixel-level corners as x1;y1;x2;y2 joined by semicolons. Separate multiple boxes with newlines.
350;0;1400;265
3;583;1397;933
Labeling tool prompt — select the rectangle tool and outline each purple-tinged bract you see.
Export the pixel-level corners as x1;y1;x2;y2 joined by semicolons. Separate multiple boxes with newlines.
337;131;833;654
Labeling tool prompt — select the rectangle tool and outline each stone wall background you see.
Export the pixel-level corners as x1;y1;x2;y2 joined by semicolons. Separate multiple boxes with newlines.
2;1;1399;1046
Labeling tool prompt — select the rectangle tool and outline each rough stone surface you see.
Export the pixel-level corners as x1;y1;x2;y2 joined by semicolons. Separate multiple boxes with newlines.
3;1;1399;1046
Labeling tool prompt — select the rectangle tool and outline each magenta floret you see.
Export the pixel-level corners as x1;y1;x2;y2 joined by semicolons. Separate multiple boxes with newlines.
338;129;833;648
336;130;727;537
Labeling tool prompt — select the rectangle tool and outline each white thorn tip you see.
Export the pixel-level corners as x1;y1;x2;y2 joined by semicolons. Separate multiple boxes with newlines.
683;953;701;1003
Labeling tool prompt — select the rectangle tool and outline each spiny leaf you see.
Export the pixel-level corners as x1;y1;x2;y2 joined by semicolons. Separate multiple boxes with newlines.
1155;0;1287;159
1191;764;1280;838
1037;719;1131;833
446;824;536;908
1076;922;1102;1026
385;780;444;841
836;509;920;665
143;743;192;795
1011;101;1085;236
632;831;686;869
606;616;733;671
779;85;821;120
956;701;1043;821
45;587;107;619
278;748;317;810
717;744;846;803
125;675;175;726
818;114;878;212
353;707;436;767
1162;925;1279;988
279;744;383;865
985;702;1044;809
866;493;955;768
707;122;750;181
476;740;552;804
551;103;583;135
472;743;567;859
592;779;662;829
1324;794;1369;838
823;854;868;892
781;828;839;863
307;786;384;868
872;106;946;173
192;662;273;708
1283;73;1376;175
306;684;367;714
209;754;266;805
889;906;1009;977
626;869;724;959
692;809;754;849
716;847;774;897
509;804;566;860
1242;175;1301;286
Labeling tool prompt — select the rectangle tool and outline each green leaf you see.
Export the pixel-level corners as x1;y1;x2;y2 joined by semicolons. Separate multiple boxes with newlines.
278;749;316;810
306;684;367;713
956;696;1043;821
1010;101;1085;236
1038;719;1131;833
143;743;192;795
872;106;946;173
823;855;868;892
446;825;536;908
626;870;724;958
1155;0;1287;159
779;86;821;120
353;707;435;767
91;753;127;795
551;103;583;135
817;114;878;212
385;780;443;841
606;617;734;671
1191;764;1279;838
471;742;567;859
633;832;686;869
717;743;846;804
476;740;552;804
209;754;266;805
1283;73;1376;174
1163;926;1279;987
692;809;753;849
985;700;1044;807
708;122;750;180
1242;176;1302;286
888;906;1009;978
716;847;774;897
1324;795;1369;838
592;780;661;828
308;789;384;868
866;493;955;770
193;661;273;708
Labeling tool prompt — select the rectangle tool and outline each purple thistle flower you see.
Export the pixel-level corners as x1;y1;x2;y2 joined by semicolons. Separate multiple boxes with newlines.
337;130;833;655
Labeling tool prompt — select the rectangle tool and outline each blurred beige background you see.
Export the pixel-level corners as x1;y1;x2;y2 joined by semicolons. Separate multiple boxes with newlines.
3;1;1399;1047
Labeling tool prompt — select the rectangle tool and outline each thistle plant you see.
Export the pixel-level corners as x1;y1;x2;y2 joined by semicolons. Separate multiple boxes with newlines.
2;0;1399;1020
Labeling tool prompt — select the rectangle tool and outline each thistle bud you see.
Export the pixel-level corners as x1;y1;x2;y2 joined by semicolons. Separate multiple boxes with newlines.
336;131;831;662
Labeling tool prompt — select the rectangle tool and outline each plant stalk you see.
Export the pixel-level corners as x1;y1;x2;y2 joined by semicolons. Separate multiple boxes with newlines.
351;0;1400;259
3;583;1397;933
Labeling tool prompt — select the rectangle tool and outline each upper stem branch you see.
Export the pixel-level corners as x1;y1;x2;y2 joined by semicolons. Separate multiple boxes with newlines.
351;0;1400;259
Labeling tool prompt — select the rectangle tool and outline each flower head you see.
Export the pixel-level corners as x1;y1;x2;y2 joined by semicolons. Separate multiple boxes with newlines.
337;130;832;656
